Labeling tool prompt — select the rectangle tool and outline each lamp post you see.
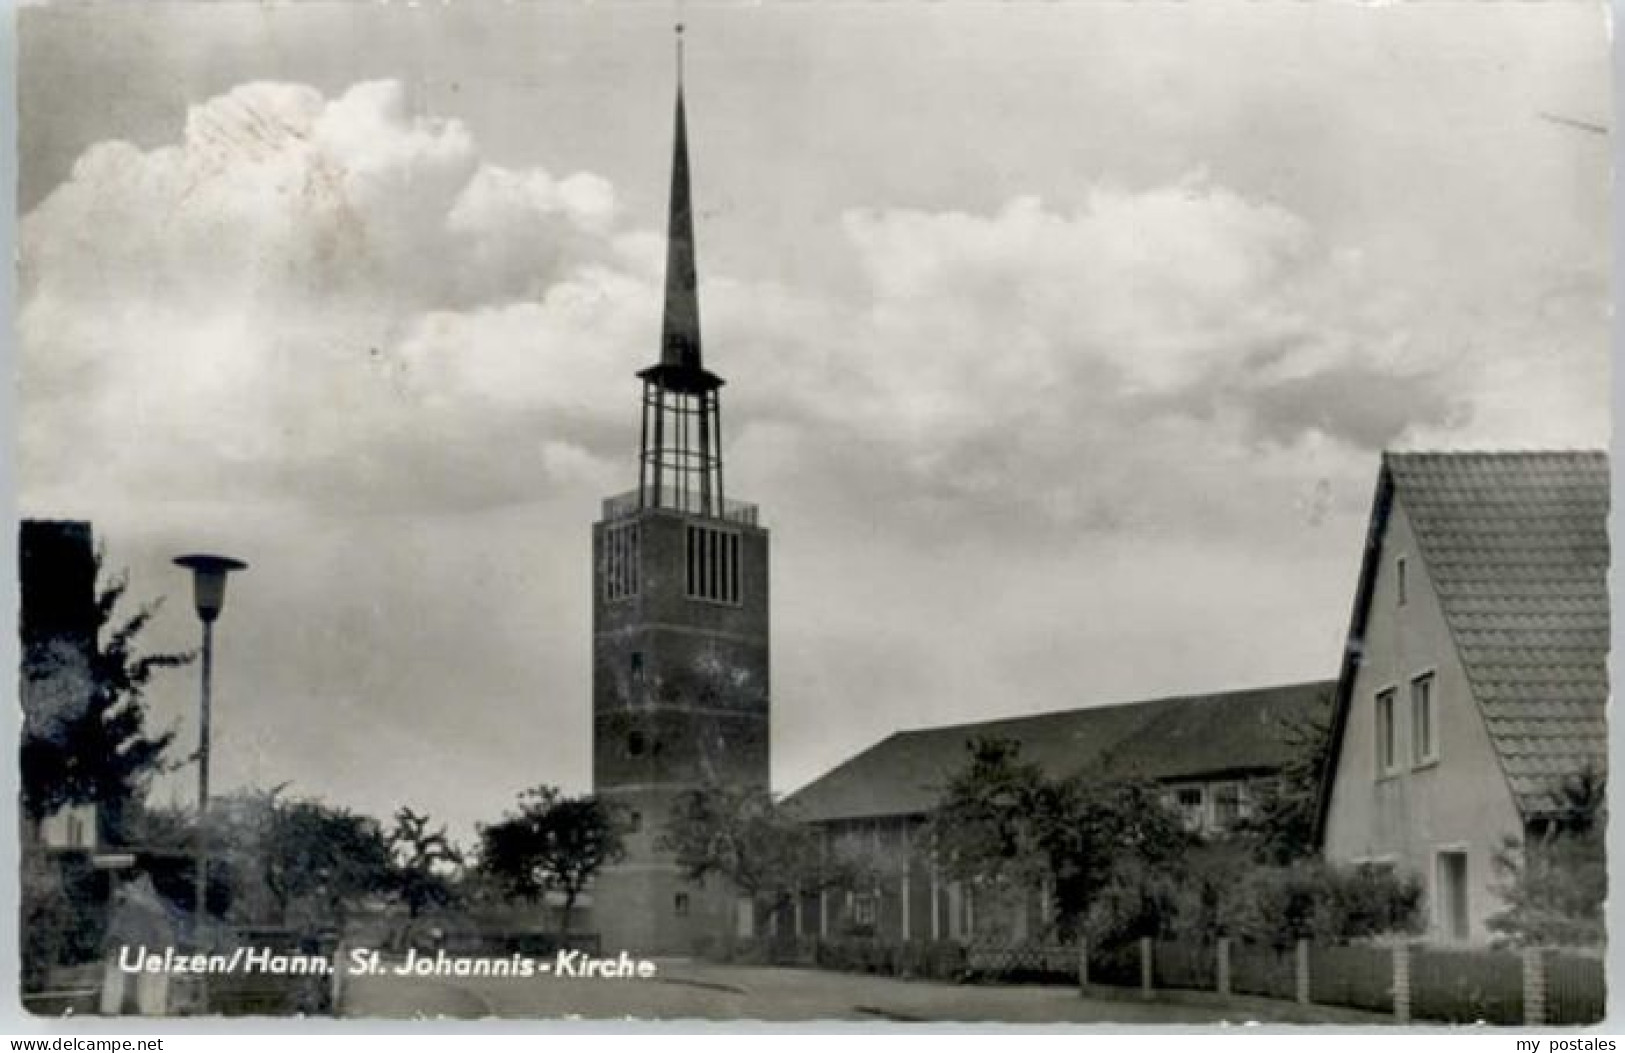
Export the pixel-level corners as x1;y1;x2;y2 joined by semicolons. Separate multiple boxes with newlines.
173;553;247;944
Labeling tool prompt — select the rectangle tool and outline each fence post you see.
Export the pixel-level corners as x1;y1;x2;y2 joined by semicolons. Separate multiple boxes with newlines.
1392;942;1411;1024
1295;938;1311;1005
1139;936;1154;1000
1524;946;1547;1027
1077;938;1089;995
1216;937;1231;997
330;939;346;1017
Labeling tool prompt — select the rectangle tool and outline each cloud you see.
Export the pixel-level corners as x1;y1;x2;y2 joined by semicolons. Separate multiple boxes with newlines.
21;80;636;516
19;73;1606;835
702;178;1475;546
833;178;1461;440
23;78;1599;544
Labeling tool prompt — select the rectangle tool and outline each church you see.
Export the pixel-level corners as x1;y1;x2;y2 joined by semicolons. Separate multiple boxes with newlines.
587;42;772;955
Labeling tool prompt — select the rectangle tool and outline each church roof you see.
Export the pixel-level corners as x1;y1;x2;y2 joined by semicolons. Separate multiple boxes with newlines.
786;681;1334;824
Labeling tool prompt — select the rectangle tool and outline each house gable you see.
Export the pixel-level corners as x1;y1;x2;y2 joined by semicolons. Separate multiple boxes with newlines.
1320;490;1523;926
1387;453;1609;814
1317;452;1609;836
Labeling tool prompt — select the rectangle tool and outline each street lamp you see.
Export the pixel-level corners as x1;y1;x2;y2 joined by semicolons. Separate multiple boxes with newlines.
173;553;247;941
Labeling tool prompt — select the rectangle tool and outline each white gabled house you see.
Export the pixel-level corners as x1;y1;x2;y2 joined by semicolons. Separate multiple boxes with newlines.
1316;452;1608;944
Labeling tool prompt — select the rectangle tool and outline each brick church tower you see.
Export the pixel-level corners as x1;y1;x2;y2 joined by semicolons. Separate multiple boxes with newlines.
590;36;770;954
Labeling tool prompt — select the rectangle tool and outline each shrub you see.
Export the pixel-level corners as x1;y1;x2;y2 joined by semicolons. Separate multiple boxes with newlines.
21;852;105;993
811;938;967;982
1488;829;1605;949
1218;861;1421;947
1314;861;1424;939
1081;855;1188;947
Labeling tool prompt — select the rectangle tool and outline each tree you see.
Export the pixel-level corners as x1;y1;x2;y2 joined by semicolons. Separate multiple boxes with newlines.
120;798;236;918
926;738;1051;896
1229;709;1333;865
21;563;190;832
476;786;627;937
1054;779;1198;944
928;737;1197;941
229;790;395;930
661;785;868;932
1488;768;1607;948
388;807;464;921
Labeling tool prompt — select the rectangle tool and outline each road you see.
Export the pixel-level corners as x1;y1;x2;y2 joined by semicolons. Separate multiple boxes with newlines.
340;956;1395;1025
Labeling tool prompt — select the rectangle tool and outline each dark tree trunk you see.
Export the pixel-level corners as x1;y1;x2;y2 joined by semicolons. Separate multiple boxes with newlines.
559;889;577;939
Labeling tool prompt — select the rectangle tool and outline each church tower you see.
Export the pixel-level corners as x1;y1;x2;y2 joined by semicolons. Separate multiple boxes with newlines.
590;33;770;954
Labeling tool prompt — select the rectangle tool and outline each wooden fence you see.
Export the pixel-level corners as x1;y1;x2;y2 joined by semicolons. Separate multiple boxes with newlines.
1547;951;1607;1026
714;934;1605;1025
1078;937;1603;1026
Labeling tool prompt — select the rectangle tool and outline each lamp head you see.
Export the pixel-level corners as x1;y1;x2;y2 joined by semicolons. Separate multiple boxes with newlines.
173;554;248;623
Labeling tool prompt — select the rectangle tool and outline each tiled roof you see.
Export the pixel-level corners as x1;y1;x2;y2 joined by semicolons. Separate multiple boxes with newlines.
785;681;1334;824
1386;451;1609;815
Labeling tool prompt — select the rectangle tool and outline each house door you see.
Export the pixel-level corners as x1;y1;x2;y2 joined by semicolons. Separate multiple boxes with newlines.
1436;851;1469;941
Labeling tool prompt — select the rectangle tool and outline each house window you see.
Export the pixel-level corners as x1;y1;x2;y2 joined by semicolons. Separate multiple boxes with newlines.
604;523;641;601
852;892;878;928
627;730;647;757
1396;556;1408;606
627;810;642;833
1411;673;1437;766
674;892;689;917
1168;785;1206;831
1375;689;1397;775
686;525;741;604
1211;782;1244;829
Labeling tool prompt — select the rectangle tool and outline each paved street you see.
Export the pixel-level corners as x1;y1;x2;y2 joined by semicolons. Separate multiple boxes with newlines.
340;957;1394;1025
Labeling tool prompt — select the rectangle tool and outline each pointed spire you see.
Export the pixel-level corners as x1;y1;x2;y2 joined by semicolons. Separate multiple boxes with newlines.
660;24;703;370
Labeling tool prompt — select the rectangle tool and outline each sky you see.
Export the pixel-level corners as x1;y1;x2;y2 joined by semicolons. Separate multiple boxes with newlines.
16;1;1612;843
